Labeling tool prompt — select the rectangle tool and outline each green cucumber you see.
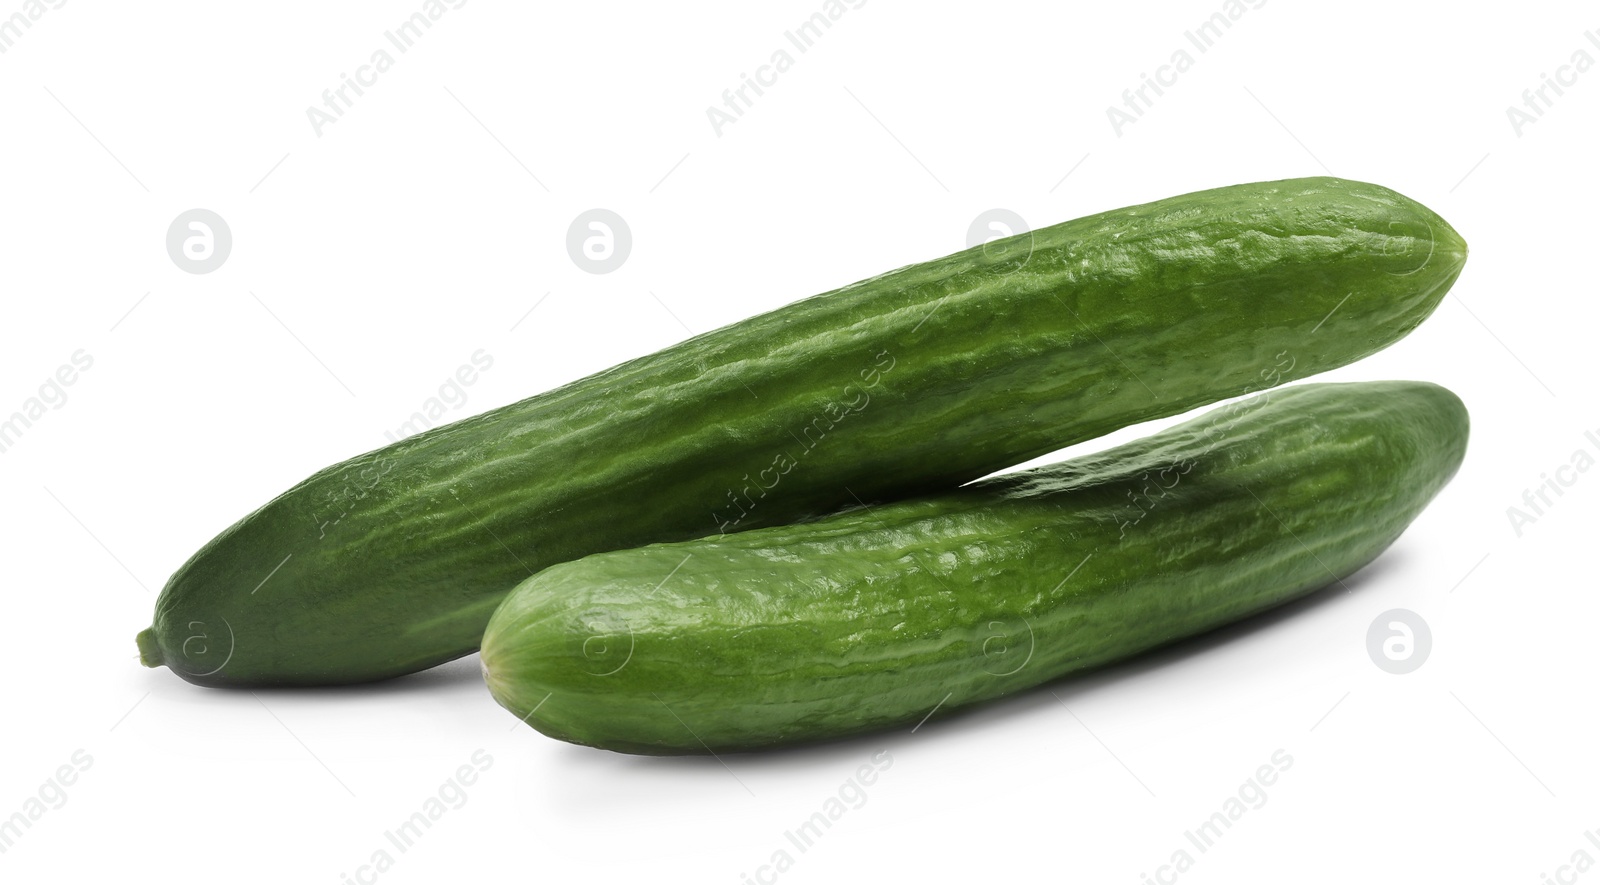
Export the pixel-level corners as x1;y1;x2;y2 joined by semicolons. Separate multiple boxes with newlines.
481;381;1469;754
140;177;1465;687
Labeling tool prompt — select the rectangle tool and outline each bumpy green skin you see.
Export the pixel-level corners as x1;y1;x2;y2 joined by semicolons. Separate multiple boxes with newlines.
142;177;1466;686
482;382;1469;754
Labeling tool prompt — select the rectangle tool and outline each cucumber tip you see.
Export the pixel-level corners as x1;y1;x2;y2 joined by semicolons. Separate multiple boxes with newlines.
136;628;164;668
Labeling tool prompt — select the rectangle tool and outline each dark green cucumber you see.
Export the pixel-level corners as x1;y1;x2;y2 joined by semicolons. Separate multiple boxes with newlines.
481;381;1469;754
141;177;1465;687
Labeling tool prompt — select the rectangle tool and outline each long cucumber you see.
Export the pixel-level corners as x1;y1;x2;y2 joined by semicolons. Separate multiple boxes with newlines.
482;381;1469;753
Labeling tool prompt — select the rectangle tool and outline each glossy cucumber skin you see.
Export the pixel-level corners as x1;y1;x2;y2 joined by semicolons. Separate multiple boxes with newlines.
142;177;1465;686
482;381;1469;754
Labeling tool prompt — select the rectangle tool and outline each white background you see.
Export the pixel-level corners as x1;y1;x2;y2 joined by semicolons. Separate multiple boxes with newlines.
2;1;1595;882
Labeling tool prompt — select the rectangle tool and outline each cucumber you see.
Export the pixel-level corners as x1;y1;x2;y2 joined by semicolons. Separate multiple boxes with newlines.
482;381;1469;754
140;177;1465;687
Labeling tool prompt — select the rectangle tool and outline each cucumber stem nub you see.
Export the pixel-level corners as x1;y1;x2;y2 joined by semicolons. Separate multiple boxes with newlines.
136;628;164;668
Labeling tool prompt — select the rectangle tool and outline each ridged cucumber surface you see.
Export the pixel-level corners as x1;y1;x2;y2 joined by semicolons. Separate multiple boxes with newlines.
140;177;1465;686
482;381;1469;754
